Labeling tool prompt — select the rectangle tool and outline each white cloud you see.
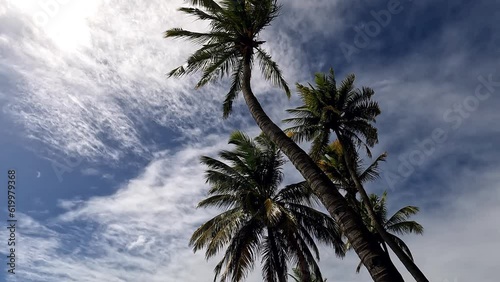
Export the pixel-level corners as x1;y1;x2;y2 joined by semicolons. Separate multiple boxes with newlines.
101;173;114;180
0;137;228;281
81;168;100;176
1;0;499;281
1;0;245;161
127;235;147;251
1;137;498;281
0;0;347;163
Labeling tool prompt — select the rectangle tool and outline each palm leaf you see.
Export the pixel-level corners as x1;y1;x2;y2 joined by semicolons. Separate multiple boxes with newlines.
255;47;291;97
387;221;424;236
358;152;387;183
223;60;244;118
355;260;364;273
195;131;339;281
386;205;421;227
187;0;222;11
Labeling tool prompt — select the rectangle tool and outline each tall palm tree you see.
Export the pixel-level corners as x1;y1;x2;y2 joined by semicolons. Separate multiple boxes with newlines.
318;142;424;277
284;69;429;281
164;2;403;280
191;131;345;282
350;192;424;274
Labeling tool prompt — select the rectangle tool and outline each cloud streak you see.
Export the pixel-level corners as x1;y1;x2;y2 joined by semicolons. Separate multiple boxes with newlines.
1;136;499;281
1;0;500;281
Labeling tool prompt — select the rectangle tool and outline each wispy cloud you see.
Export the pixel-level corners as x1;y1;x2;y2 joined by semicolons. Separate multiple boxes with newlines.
1;0;247;162
80;168;99;176
0;138;230;281
1;136;499;281
1;0;499;281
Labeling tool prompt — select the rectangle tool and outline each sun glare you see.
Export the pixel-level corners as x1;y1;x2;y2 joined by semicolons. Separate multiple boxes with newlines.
12;0;102;52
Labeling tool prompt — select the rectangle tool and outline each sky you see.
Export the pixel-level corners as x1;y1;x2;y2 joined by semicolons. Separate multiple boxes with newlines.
0;0;499;281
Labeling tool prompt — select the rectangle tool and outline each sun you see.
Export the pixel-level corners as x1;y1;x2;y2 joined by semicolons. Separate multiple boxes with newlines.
11;0;102;52
44;1;102;52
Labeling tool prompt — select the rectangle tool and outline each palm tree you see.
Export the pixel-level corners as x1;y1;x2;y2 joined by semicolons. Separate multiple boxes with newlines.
191;131;345;282
165;2;403;280
350;192;424;274
318;140;387;211
283;69;380;161
284;69;429;281
318;142;424;277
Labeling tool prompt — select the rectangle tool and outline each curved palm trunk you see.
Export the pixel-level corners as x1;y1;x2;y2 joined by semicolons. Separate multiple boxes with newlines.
240;61;404;282
336;133;429;282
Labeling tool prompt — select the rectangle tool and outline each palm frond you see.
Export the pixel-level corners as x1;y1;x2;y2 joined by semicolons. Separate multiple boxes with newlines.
274;181;316;205
348;191;424;274
262;228;288;282
178;7;222;22
218;218;262;282
255;47;291;97
284;68;381;167
198;194;238;209
387;221;424;236
196;50;240;88
222;60;244;118
167;0;290;121
359;152;387;183
187;0;222;11
386;205;421;227
195;131;338;281
337;73;356;108
309;127;330;161
355;260;364;273
190;208;244;256
164;28;231;44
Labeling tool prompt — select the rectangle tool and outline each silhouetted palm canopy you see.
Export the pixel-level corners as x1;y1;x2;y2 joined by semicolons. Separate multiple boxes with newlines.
283;69;428;282
318;140;387;205
191;131;345;282
351;192;424;273
283;68;380;160
166;2;407;280
165;0;290;118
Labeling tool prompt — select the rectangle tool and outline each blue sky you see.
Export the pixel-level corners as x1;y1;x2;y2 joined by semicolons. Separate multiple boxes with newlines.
0;0;499;281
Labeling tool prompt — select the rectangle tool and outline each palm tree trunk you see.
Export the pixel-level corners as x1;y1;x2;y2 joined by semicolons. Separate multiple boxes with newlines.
240;61;404;282
335;132;429;282
381;241;390;260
